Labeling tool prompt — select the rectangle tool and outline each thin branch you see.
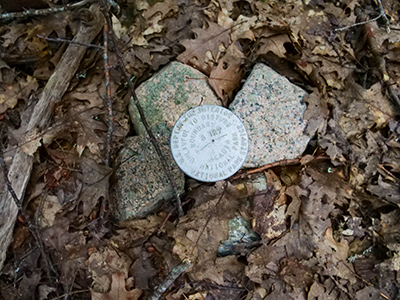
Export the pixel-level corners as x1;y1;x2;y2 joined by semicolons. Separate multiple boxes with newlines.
0;148;24;214
0;0;94;20
100;1;184;216
334;0;391;33
334;13;384;33
230;155;328;181
36;35;104;49
103;17;114;167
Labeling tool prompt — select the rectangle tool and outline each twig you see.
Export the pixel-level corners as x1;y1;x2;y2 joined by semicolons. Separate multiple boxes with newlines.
230;154;328;181
334;13;384;33
36;35;104;49
147;259;191;300
0;148;24;211
49;289;90;300
100;1;184;216
103;17;114;167
334;0;390;34
0;0;94;20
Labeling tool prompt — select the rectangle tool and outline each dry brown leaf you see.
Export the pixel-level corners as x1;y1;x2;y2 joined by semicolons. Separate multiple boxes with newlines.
78;157;112;217
0;75;38;114
170;182;243;285
252;170;287;242
143;0;178;20
257;33;292;59
177;22;230;75
69;106;107;156
127;0;178;46
68;72;106;109
324;227;349;261
90;271;142;300
35;195;62;228
208;43;244;105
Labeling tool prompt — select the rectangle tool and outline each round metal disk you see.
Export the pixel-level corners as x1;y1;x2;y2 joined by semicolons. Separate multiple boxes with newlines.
170;105;248;182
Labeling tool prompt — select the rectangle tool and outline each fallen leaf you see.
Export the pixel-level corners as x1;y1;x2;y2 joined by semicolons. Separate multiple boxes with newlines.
170;182;243;285
87;248;132;293
90;271;142;300
208;43;244;105
0;75;38;114
70;106;107;156
177;21;230;75
77;157;112;217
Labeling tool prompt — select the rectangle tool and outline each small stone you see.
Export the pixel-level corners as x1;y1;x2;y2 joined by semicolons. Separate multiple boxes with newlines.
229;63;310;168
129;61;221;138
112;136;184;221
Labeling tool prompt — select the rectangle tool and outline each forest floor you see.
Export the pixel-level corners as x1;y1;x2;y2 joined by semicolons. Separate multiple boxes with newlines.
1;0;400;299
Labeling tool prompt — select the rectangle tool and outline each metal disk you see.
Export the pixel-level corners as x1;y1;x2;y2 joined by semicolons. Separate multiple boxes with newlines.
170;105;248;182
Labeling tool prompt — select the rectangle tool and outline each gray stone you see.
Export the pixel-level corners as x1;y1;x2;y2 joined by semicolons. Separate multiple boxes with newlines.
229;63;310;168
112;136;184;221
129;61;221;137
114;62;221;220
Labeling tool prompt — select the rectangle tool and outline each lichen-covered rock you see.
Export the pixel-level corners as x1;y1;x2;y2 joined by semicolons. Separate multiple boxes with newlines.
129;61;221;138
229;63;310;168
112;136;184;221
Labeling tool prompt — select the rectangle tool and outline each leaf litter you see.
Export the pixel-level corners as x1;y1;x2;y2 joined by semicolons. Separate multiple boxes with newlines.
0;0;400;299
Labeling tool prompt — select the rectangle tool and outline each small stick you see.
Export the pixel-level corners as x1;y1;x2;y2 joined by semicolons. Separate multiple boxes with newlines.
0;0;94;20
231;157;302;181
376;0;391;33
36;35;104;49
334;0;391;34
334;13;384;33
103;17;114;167
230;154;329;181
0;2;103;271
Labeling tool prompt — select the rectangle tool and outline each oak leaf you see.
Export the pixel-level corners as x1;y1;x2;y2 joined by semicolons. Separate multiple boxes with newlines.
208;43;244;105
0;75;38;114
70;106;107;156
177;22;230;75
90;271;142;300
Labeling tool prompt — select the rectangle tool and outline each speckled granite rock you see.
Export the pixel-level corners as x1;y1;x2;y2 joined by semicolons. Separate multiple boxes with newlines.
114;62;221;220
229;63;310;168
129;61;221;137
112;136;184;221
